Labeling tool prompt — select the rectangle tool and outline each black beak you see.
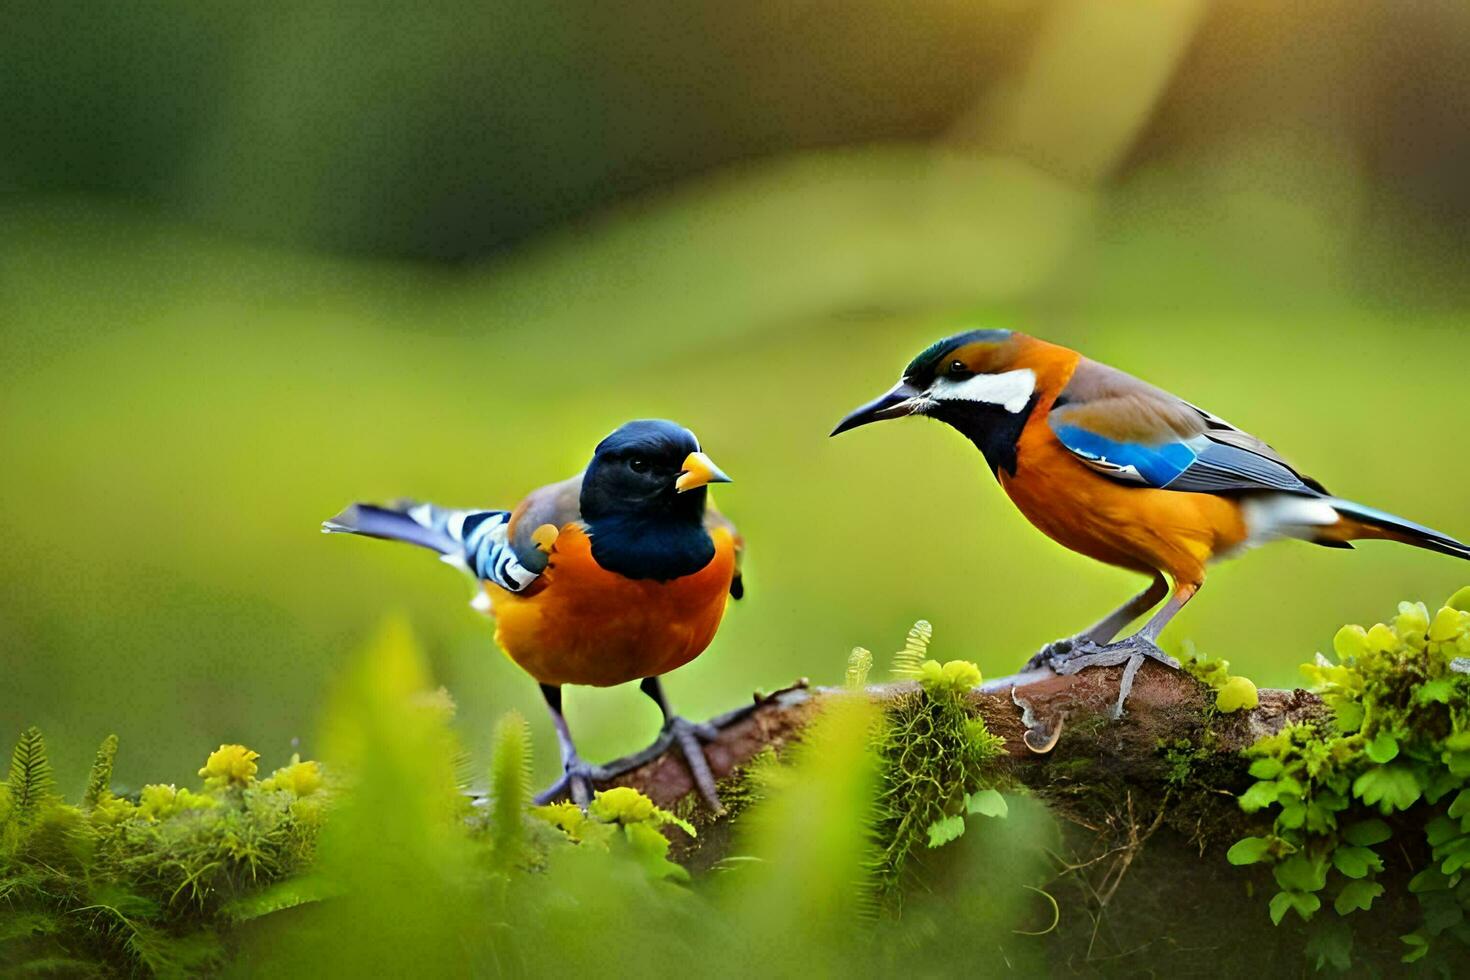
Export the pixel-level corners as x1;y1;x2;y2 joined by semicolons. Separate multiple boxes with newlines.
830;382;923;437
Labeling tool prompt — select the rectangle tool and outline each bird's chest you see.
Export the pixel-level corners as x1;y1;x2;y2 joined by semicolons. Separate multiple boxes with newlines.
999;432;1172;571
483;525;736;687
1000;429;1247;576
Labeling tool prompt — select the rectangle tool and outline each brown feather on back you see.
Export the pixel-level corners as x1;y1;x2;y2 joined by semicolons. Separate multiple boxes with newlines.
508;474;584;572
1052;359;1206;444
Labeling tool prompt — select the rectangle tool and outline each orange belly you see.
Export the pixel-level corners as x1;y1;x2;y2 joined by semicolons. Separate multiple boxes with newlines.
481;524;736;687
1000;427;1249;586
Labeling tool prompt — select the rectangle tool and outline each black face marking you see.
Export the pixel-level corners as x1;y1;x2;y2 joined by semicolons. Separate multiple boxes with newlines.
579;419;716;581
925;394;1038;478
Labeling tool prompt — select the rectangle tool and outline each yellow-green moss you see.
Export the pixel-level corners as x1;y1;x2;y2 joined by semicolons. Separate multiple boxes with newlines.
1228;589;1470;972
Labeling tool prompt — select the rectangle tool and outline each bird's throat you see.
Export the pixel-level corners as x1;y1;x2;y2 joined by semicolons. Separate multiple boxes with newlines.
585;513;716;582
929;395;1037;477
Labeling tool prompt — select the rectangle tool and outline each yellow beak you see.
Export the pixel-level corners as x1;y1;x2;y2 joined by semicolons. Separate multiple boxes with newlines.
675;451;733;493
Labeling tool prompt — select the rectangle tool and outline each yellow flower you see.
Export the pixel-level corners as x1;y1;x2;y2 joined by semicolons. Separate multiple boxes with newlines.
590;786;656;825
1364;623;1397;655
261;758;324;797
1429;606;1467;644
199;744;260;788
1216;676;1259;713
532;801;587;838
138;783;216;820
1332;625;1368;660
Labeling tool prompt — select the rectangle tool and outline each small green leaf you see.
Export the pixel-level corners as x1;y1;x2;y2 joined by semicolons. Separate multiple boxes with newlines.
1273;853;1328;893
1278;802;1306;829
1365;730;1399;764
1448;788;1470;819
1408;867;1450;893
1248;757;1284;780
1333;700;1364;733
1334;880;1383;916
1401;933;1430;964
1227;836;1272;866
965;789;1007;819
1239;780;1280;813
1426;814;1461;847
1342;818;1392;846
1422;893;1465;933
1305;919;1353;972
1416;678;1456;705
1331;845;1382;879
926;814;966;848
1269;890;1321;925
1352;766;1421;813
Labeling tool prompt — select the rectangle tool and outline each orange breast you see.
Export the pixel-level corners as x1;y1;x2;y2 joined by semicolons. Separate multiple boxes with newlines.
481;524;736;687
1000;423;1248;586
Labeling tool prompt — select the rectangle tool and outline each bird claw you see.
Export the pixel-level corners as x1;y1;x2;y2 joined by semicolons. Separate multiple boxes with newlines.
1023;635;1083;672
651;716;725;814
1048;635;1180;675
534;756;611;808
1039;635;1181;720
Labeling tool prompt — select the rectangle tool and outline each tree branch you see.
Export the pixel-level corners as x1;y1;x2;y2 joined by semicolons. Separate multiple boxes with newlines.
570;661;1324;826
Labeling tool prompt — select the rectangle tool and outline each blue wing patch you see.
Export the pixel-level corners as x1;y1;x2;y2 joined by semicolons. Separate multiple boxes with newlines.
1050;421;1316;494
1049;423;1200;487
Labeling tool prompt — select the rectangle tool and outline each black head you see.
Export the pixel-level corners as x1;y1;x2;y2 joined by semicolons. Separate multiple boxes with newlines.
580;419;731;523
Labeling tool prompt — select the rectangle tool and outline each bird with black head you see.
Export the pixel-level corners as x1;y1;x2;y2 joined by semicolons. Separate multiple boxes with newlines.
325;419;742;808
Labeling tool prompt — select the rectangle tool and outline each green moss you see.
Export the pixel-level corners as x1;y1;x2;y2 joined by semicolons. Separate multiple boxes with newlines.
1181;644;1259;714
869;622;1006;897
0;732;331;976
1227;589;1470;972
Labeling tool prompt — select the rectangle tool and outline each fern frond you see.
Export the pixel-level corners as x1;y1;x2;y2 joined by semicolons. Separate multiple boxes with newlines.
845;647;874;690
83;734;120;809
891;620;933;679
6;726;55;819
488;711;533;870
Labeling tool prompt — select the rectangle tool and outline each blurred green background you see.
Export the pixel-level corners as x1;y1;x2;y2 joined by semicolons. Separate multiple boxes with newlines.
3;0;1469;791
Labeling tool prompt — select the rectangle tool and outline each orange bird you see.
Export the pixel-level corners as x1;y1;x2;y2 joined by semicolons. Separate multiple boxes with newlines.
324;420;742;807
833;330;1468;714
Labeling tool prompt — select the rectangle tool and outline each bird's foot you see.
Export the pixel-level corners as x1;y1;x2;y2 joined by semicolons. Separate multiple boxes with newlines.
534;755;611;808
1052;635;1181;721
1023;634;1086;672
649;715;725;814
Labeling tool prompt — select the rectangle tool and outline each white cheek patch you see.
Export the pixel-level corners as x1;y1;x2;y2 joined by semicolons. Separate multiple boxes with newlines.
929;368;1037;414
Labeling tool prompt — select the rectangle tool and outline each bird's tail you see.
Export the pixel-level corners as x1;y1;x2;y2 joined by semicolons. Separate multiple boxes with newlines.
1327;497;1470;561
322;501;477;558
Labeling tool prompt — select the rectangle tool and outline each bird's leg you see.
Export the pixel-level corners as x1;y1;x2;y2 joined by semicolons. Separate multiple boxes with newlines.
533;684;609;807
639;676;724;812
1026;574;1169;671
1054;581;1200;720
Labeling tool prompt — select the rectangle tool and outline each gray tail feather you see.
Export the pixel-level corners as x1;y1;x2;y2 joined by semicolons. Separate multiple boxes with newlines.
322;502;458;555
1330;498;1470;561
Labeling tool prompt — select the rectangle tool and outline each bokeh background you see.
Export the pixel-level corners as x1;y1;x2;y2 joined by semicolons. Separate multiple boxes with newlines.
4;0;1469;791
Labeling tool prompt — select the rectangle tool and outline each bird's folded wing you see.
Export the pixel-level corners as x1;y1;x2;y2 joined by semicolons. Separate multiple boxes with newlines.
1048;358;1324;495
506;474;585;576
704;501;745;599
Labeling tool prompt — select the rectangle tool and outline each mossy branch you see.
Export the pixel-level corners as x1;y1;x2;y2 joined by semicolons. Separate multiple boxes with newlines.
570;661;1322;836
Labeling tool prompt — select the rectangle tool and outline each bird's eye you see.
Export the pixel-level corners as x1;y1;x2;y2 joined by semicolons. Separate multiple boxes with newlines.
949;359;971;375
628;457;650;473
